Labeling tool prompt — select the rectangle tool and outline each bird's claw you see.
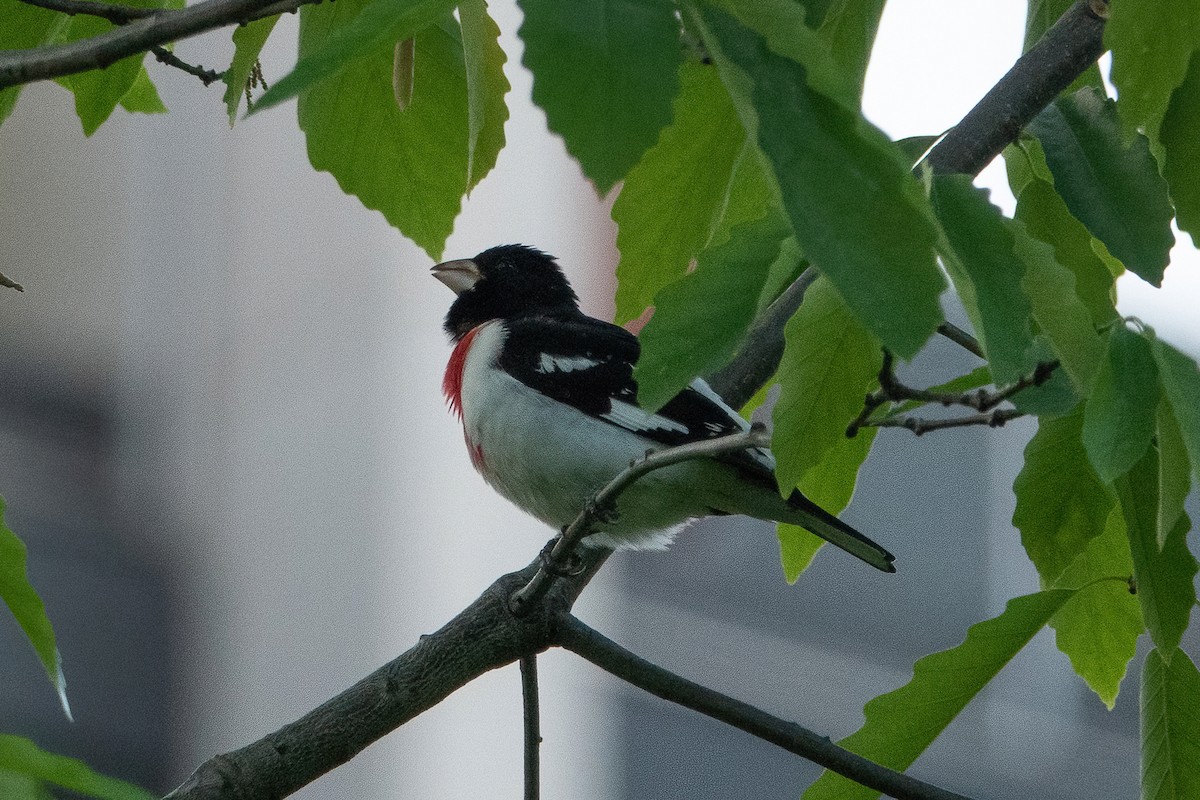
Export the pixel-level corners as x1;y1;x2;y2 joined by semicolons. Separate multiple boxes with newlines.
539;539;587;578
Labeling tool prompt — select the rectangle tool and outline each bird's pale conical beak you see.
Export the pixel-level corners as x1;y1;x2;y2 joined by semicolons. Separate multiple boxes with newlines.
431;259;482;295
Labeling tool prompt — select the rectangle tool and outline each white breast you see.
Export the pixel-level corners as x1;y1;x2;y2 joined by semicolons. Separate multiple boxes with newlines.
456;323;704;550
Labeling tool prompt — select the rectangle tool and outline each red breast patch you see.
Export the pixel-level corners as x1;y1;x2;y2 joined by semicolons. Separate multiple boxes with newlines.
443;325;482;419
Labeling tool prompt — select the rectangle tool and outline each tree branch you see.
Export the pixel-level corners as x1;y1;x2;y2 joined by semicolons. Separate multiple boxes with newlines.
935;321;984;359
150;45;223;85
0;0;318;89
926;0;1108;176
163;562;600;800
846;351;1059;438
554;615;976;800
0;271;25;292
865;408;1025;436
706;268;817;406
17;0;157;24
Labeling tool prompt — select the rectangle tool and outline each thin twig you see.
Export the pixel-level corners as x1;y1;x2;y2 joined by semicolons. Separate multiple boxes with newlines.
520;654;541;800
151;46;223;85
867;408;1025;436
0;0;321;89
554;615;977;800
847;353;1059;437
509;429;770;615
16;0;155;23
935;322;983;358
0;271;24;292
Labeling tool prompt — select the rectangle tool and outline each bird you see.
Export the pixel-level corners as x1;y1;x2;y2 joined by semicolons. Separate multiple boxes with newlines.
432;244;895;572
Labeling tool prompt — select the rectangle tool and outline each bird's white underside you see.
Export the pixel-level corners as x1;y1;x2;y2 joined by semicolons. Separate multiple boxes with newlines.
457;322;780;550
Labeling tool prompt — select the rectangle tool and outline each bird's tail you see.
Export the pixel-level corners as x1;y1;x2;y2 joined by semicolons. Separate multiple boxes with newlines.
776;490;896;573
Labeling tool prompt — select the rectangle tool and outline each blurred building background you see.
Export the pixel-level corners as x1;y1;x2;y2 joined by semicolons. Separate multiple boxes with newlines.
0;2;1197;798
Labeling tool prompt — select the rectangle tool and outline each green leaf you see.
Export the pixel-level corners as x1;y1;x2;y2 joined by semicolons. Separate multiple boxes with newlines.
696;4;943;359
1007;141;1118;326
699;0;858;108
254;0;457;112
754;236;806;315
117;66;167;115
1008;336;1081;418
0;769;53;800
772;276;881;492
634;215;788;410
56;0;181;135
518;0;682;193
1152;338;1200;485
0;498;69;718
0;736;153;800
777;426;877;582
777;524;822;583
0;1;69;125
459;0;509;191
1118;449;1197;655
223;15;278;124
61;15;147;135
1156;400;1191;547
1160;50;1200;249
931;175;1038;385
816;0;885;101
298;11;468;259
1012;407;1114;585
1106;0;1200;144
1083;325;1160;483
894;134;940;166
708;142;777;257
1014;212;1105;391
1050;508;1142;709
612;62;749;323
1142;648;1200;800
1026;88;1175;286
802;590;1075;800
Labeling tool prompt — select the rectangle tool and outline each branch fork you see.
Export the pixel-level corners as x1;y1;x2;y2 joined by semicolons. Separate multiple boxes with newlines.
847;350;1061;437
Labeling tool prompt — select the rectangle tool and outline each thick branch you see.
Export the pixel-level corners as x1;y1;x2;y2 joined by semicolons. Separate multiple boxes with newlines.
554;615;975;800
0;0;315;89
706;269;816;406
926;0;1108;176
163;563;597;800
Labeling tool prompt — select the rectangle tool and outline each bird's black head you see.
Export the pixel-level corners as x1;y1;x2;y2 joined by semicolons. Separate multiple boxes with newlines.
432;244;581;340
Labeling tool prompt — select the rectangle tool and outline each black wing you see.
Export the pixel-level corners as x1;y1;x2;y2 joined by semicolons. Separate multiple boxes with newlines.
499;314;773;476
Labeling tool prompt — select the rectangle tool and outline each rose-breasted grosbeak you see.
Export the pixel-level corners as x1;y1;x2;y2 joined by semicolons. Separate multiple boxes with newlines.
433;244;895;572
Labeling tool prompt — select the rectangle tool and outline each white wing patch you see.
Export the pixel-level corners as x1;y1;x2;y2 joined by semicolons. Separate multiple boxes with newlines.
688;378;775;470
536;352;602;374
603;399;690;435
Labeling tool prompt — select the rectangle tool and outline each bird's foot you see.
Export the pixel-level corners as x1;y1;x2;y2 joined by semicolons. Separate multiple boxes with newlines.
539;538;587;578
